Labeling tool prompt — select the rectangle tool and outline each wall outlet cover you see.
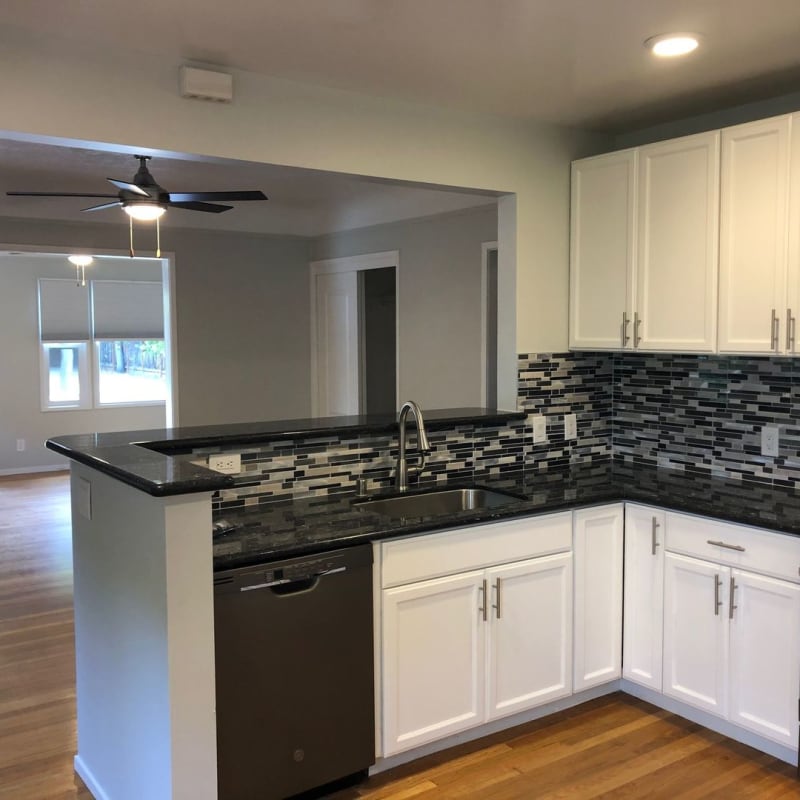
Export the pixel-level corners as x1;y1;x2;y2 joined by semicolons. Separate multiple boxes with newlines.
208;453;242;474
16;438;25;452
761;426;780;458
532;415;547;444
564;413;577;440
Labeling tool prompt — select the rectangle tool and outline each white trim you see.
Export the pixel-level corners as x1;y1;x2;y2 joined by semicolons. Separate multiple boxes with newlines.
0;465;68;477
74;755;112;800
309;250;400;416
481;241;498;408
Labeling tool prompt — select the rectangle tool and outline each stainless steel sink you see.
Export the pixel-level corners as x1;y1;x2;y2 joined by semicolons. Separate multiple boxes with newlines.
353;487;523;519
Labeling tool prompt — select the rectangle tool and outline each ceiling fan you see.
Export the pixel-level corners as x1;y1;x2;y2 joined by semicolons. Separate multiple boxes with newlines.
6;154;268;220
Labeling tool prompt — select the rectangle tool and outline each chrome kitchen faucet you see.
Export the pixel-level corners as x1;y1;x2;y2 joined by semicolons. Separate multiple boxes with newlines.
395;401;432;491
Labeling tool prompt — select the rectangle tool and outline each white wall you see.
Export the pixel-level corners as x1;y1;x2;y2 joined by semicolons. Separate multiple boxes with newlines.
0;252;166;472
0;29;609;358
0;218;312;470
312;205;497;409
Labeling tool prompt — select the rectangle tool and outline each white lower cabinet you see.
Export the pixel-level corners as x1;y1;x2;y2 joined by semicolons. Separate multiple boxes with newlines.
379;513;573;756
622;504;665;690
573;505;623;691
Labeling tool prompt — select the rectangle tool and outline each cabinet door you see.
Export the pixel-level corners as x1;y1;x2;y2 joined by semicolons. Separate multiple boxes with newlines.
729;569;800;747
573;505;623;691
636;131;719;352
663;553;729;717
719;116;791;354
486;553;572;721
569;151;636;350
787;112;800;355
622;505;665;690
382;571;485;755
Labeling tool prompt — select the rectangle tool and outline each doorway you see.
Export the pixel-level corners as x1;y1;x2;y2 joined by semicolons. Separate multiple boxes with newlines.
310;251;399;417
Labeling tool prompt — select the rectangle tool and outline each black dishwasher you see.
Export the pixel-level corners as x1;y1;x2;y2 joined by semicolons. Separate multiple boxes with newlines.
213;544;374;800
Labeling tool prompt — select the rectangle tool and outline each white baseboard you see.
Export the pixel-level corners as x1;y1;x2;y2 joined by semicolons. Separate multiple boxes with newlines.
74;755;110;800
620;679;798;766
0;464;68;476
372;682;620;774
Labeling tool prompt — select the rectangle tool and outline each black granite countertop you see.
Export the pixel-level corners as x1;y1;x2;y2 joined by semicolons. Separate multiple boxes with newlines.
45;408;524;497
211;459;800;571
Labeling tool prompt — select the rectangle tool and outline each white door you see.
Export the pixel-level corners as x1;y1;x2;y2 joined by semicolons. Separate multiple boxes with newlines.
485;553;572;721
622;504;665;691
636;131;719;352
663;553;729;717
719;116;791;354
573;505;623;691
381;571;485;755
729;568;800;747
569;150;637;350
313;270;359;416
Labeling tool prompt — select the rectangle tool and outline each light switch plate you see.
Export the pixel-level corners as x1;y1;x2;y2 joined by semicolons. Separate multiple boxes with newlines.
564;413;577;440
532;415;547;444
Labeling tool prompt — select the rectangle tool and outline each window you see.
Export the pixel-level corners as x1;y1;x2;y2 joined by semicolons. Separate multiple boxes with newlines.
38;278;166;411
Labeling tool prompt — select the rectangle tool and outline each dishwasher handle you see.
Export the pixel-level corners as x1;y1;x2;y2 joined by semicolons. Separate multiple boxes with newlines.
270;566;347;597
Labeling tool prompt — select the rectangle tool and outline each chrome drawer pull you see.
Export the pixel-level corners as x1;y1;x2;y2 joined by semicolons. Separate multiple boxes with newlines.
633;312;641;348
651;517;660;556
493;578;503;620
707;539;745;552
729;576;738;620
714;574;723;616
788;308;796;352
771;308;779;351
622;311;630;346
479;579;488;622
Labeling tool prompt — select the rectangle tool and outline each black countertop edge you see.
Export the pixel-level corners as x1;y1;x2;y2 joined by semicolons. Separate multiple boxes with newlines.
210;460;800;571
45;408;524;497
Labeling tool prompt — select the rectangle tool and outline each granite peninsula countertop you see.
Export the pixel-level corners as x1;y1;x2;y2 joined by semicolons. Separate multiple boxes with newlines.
211;460;800;571
45;408;525;497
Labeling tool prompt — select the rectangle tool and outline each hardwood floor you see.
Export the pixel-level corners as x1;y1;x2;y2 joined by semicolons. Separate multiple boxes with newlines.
1;473;798;799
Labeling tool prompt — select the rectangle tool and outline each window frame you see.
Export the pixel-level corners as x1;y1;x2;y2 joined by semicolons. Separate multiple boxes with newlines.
39;341;92;412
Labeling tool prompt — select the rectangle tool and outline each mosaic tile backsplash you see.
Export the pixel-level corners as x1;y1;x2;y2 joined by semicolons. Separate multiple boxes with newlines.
205;351;800;512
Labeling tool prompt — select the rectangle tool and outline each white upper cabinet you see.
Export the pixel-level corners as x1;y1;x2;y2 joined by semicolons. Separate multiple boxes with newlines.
787;112;800;352
719;116;792;354
636;131;720;352
569;151;636;350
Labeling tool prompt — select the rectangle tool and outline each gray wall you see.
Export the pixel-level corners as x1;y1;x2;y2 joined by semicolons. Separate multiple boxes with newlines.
0;252;166;472
0;217;311;469
312;204;498;410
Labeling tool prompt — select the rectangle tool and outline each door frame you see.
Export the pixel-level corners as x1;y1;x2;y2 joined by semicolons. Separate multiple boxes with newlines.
309;250;400;417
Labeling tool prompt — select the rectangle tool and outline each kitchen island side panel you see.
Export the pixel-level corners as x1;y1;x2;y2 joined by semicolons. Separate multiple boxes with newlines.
70;463;216;800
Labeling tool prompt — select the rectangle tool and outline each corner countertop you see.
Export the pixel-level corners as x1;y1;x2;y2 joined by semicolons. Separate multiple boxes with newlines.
211;459;800;571
45;408;526;497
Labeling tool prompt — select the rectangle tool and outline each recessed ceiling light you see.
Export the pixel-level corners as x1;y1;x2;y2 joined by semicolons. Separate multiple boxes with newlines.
645;33;700;58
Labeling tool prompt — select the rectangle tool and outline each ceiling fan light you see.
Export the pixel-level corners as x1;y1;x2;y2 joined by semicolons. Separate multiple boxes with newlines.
124;202;166;221
67;254;94;267
645;33;700;58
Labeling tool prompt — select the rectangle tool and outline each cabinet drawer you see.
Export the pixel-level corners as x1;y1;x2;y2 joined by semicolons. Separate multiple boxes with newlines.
665;511;800;583
381;512;572;588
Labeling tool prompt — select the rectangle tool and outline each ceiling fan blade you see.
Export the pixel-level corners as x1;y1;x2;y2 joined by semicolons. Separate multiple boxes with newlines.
107;178;151;197
168;201;233;213
167;190;267;203
6;191;120;198
81;201;124;212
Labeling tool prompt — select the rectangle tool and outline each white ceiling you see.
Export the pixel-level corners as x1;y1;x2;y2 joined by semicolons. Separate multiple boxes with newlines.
4;0;800;130
4;0;800;236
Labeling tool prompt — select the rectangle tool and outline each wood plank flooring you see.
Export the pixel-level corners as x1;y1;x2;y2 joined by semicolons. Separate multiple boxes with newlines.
1;473;798;799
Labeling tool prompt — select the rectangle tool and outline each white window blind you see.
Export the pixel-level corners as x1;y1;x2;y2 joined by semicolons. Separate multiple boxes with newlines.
38;278;91;341
91;280;164;339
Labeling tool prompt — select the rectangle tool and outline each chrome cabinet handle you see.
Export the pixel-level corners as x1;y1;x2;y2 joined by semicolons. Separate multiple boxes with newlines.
651;517;660;556
771;308;780;351
622;311;631;346
787;308;796;352
729;576;738;620
479;579;488;622
707;539;745;552
492;578;503;620
714;574;723;616
633;312;641;348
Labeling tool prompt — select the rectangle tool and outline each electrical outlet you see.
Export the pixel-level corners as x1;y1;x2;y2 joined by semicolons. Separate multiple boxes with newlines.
532;415;547;444
761;426;779;458
208;453;241;474
16;438;25;452
564;414;577;441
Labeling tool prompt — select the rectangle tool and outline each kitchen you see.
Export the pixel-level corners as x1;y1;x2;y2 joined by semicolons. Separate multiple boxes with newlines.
4;2;800;799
